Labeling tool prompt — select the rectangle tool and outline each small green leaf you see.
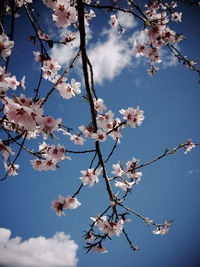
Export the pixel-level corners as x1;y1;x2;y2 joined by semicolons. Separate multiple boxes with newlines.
145;20;151;27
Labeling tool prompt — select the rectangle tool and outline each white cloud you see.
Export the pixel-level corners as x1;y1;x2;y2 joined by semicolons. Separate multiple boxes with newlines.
117;11;137;29
50;38;79;67
130;29;148;46
0;228;78;267
88;28;133;84
160;48;178;68
50;28;92;67
50;23;178;86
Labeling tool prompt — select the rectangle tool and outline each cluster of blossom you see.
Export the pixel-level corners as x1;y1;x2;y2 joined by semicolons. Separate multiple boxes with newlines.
84;9;96;27
4;162;19;176
42;0;77;28
0;139;19;176
184;139;195;154
80;167;102;187
43;0;96;29
0;66;26;101
51;194;81;216
0;139;15;162
0;33;14;58
90;215;124;237
41;58;62;81
133;1;184;75
38;30;51;41
3;94;61;135
119;106;145;128
92;244;108;253
55;77;81;100
80;98;144;144
64;98;144;146
152;223;169;235
60;30;77;45
33;51;81;99
96;109;122;142
110;14;119;27
15;0;33;8
112;157;142;191
30;142;70;171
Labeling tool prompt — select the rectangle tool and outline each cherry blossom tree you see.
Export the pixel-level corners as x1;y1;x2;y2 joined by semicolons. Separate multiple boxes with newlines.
0;0;200;254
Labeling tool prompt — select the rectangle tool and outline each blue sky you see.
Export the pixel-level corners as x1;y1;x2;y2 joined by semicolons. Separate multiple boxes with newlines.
0;1;200;267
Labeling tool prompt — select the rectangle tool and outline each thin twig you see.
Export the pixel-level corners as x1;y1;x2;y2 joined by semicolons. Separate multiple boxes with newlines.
40;49;81;107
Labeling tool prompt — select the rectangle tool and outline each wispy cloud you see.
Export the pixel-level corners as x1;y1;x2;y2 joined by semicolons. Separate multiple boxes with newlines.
88;28;133;84
117;11;138;29
50;37;79;67
0;228;78;267
50;14;177;86
160;47;178;69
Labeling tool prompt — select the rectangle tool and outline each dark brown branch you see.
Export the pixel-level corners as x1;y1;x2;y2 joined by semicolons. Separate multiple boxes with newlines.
65;148;96;154
122;228;138;251
104;138;118;164
5;0;15;72
77;0;115;204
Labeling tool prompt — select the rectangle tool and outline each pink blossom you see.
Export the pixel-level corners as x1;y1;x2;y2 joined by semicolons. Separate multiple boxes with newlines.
33;51;42;62
19;76;26;90
51;195;68;216
84;9;96;27
110;14;118;27
71;78;81;95
15;0;32;7
58;79;81;100
52;4;77;28
79;124;94;138
43;159;58;171
4;162;19;176
30;143;70;171
0;140;15;161
119;106;144;128
80;168;102;187
60;30;76;45
38;30;51;41
171;12;182;23
42;59;61;81
30;159;44;171
92;245;108;253
0;33;14;58
184;139;195;154
110;201;115;207
48;144;69;161
114;180;135;191
91;129;107;142
93;98;107;114
40;116;61;134
171;1;177;8
112;163;123;177
8;75;19;90
70;134;85;145
42;0;57;9
85;231;94;243
91;215;124;237
108;118;122;142
4;97;43;131
152;225;169;235
134;43;148;57
65;195;81;209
